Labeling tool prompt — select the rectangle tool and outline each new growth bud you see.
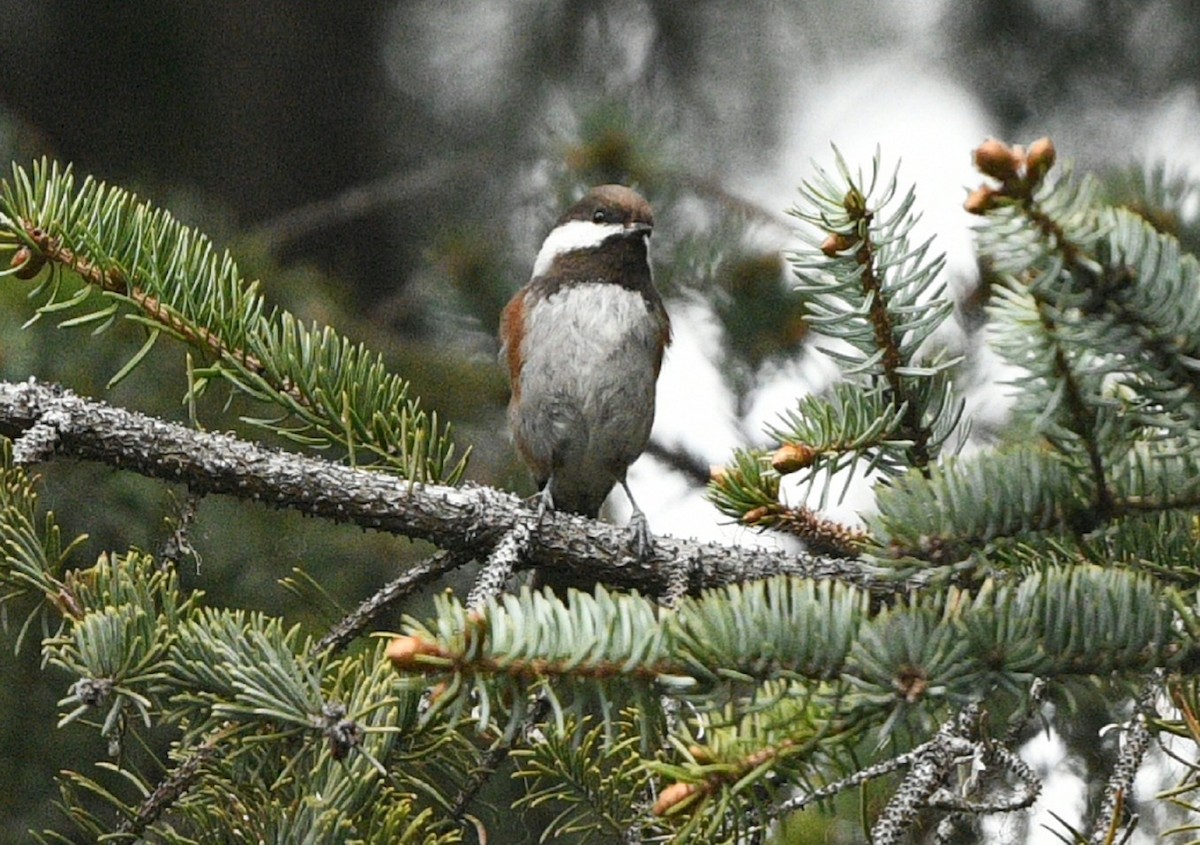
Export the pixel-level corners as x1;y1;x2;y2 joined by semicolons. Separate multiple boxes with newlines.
9;246;46;280
653;782;699;816
386;635;440;669
820;232;856;257
964;185;1000;215
973;139;1020;183
968;136;1059;209
1026;137;1057;183
772;443;817;473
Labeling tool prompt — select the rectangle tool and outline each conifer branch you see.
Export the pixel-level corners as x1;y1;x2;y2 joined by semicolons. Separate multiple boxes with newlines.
652;726;825;818
0;159;466;483
848;194;931;469
1034;298;1117;521
711;150;960;538
768;706;1040;820
925;743;1040;814
968;139;1117;516
740;500;868;558
794;153;955;474
468;522;532;609
390;568;1186;764
24;223;256;370
710;447;873;556
959;137;1200;557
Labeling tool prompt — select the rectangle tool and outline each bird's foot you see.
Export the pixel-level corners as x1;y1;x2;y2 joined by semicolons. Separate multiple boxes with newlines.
619;479;654;558
528;487;554;523
627;507;654;559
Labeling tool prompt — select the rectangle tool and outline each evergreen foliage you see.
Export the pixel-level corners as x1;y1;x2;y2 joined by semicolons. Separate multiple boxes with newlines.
0;136;1198;842
1;159;466;481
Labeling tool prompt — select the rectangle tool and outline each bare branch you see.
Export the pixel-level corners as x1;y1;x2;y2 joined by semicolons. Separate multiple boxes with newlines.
467;522;532;609
871;705;980;845
1089;680;1159;845
313;548;474;659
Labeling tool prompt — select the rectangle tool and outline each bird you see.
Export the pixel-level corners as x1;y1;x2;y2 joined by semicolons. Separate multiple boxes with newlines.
499;184;671;568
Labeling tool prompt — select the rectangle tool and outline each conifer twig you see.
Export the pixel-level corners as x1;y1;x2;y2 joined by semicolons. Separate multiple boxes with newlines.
1088;681;1159;845
741;502;868;559
467;522;532;609
25;225;264;373
313;548;474;659
870;705;979;845
968;139;1117;519
115;725;235;836
847;200;932;469
766;703;1037;822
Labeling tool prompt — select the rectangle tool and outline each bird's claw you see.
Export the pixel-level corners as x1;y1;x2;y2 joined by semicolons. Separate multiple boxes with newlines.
530;487;554;523
627;508;654;559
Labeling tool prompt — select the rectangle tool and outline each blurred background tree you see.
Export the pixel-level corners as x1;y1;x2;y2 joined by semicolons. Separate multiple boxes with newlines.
2;1;1200;841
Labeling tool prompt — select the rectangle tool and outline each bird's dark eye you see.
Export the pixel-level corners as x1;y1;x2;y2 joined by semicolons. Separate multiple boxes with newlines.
592;209;607;223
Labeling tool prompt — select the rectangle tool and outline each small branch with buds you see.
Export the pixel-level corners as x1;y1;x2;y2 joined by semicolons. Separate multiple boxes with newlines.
822;188;933;469
965;136;1118;522
312;548;473;659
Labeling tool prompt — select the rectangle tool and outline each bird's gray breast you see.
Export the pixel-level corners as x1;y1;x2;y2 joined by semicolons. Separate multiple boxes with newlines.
517;282;662;467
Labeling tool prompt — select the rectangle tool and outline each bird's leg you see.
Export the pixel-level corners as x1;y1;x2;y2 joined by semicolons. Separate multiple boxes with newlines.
531;479;555;523
620;479;653;558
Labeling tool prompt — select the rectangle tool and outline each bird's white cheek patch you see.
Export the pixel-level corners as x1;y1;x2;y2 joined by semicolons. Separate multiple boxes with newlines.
531;220;625;278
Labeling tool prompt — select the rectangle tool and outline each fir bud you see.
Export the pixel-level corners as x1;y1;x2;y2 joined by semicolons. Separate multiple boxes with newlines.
386;634;439;669
842;187;868;218
688;745;714;764
819;232;856;257
972;138;1020;183
1026;136;1056;183
653;782;698;816
742;505;773;524
772;443;817;473
963;185;1000;215
9;245;46;280
894;664;930;703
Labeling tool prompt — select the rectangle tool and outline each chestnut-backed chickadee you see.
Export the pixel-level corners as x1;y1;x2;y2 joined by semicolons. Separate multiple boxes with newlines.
500;185;671;561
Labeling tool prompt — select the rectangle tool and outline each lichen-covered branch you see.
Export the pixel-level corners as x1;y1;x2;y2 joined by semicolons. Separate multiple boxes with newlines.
0;378;887;598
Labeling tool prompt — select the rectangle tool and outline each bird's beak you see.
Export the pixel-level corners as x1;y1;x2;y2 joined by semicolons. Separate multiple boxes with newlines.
625;222;653;238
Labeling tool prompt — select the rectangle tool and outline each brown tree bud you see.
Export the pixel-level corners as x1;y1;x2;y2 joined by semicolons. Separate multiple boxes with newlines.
819;232;855;257
653;782;698;816
688;745;714;764
972;138;1019;182
9;246;46;280
742;505;773;524
1026;137;1057;182
963;185;999;215
386;635;438;669
842;187;868;217
772;443;817;473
